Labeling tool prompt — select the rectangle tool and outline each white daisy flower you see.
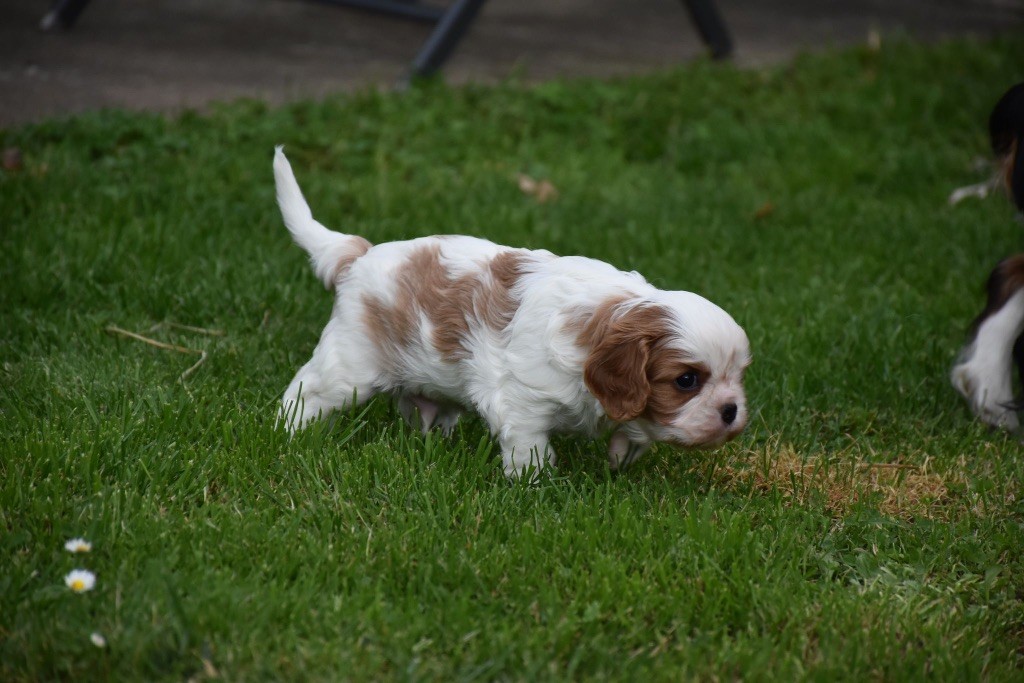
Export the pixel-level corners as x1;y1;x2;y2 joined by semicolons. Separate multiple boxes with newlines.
64;538;92;553
65;569;96;593
90;632;107;648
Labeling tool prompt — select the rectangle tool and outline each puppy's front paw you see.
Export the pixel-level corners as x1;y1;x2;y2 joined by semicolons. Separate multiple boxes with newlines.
500;441;555;483
607;431;649;471
503;462;543;484
951;360;1020;430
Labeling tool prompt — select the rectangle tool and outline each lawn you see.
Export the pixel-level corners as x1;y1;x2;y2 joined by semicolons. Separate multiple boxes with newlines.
2;36;1023;681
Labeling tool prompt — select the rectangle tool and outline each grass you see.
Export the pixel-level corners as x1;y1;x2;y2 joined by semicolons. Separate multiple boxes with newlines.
2;36;1024;681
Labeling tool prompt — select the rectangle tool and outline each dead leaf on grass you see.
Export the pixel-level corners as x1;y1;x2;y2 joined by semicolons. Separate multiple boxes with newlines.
517;173;558;203
2;147;23;172
753;201;775;220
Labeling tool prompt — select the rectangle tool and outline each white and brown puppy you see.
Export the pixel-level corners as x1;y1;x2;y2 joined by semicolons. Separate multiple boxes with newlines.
274;147;751;478
951;82;1024;430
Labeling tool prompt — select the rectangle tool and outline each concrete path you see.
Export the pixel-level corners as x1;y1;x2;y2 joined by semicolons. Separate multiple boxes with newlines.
1;0;1021;126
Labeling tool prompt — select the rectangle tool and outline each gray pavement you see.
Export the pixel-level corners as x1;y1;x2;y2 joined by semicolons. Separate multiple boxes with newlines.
1;0;1021;127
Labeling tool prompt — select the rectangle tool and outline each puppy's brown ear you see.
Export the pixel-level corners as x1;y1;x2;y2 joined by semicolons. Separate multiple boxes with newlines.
583;307;660;422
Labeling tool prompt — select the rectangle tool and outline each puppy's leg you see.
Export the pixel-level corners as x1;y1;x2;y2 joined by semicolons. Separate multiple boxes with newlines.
397;393;436;433
397;393;463;435
279;320;380;432
952;288;1024;430
499;435;553;481
607;430;650;471
948;177;999;206
498;422;555;481
432;403;463;436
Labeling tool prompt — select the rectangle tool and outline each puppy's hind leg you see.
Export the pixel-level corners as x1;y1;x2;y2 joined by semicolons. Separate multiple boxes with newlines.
279;321;380;433
397;393;463;435
432;404;463;436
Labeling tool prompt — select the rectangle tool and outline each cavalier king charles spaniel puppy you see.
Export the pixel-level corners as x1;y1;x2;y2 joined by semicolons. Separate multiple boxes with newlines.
273;147;751;478
951;82;1024;430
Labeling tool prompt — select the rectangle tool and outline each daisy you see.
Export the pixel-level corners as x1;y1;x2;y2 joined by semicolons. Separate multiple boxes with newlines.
65;569;96;593
64;538;92;553
90;632;107;648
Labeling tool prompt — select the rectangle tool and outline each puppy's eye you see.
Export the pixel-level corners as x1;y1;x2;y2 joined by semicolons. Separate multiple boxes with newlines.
675;372;700;392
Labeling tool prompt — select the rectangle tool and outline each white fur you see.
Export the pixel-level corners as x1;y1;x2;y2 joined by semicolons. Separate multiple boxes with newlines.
274;148;751;478
951;290;1024;430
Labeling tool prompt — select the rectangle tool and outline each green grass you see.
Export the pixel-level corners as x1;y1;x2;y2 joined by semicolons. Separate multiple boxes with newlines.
3;36;1024;681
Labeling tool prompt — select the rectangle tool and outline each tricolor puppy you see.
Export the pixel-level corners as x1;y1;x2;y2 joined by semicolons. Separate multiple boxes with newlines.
951;82;1024;430
274;147;751;478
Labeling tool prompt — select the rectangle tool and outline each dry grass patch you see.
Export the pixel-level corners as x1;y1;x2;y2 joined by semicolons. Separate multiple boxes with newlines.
707;444;988;519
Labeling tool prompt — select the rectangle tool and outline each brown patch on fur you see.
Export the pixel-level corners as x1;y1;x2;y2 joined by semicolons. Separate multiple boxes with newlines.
577;300;702;423
572;295;631;350
362;293;414;363
478;251;525;336
989;82;1024;210
317;236;373;290
362;244;527;366
578;301;662;421
999;137;1018;198
335;236;373;282
970;255;1024;335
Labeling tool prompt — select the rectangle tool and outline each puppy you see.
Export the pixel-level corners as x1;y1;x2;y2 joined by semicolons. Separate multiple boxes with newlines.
274;147;751;478
951;82;1024;430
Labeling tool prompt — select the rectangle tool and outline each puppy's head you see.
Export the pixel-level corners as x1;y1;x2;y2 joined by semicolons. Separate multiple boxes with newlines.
582;294;751;447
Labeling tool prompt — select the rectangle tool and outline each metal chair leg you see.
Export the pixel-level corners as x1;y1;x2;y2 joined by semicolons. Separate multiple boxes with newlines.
40;0;93;31
679;0;733;59
407;0;489;79
309;0;444;24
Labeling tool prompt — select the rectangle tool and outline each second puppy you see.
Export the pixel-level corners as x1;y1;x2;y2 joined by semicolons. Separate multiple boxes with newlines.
951;82;1024;429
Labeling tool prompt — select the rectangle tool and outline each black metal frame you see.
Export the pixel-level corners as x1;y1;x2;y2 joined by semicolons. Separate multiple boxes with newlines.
39;0;93;31
310;0;444;24
680;0;733;59
41;0;734;79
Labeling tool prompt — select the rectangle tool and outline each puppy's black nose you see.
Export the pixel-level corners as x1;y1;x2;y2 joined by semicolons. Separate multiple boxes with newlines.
720;403;738;425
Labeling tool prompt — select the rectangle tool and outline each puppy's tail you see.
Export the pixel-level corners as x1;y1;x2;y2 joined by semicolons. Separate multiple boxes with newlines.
273;146;372;290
